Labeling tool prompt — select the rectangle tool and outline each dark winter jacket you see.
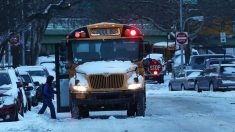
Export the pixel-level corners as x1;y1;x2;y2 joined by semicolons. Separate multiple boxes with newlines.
43;83;56;101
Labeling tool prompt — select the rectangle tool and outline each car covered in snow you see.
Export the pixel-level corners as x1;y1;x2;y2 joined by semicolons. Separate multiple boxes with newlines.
0;68;26;121
168;69;202;91
16;66;50;102
18;71;38;110
16;65;50;85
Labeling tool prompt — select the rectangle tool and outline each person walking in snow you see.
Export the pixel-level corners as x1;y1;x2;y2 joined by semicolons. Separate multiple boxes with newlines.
38;75;57;119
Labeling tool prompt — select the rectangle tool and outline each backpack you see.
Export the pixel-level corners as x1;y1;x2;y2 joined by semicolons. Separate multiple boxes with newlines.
36;83;45;102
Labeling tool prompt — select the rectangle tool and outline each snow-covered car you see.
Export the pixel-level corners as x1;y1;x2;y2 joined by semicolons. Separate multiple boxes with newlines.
144;54;164;83
37;55;56;79
18;71;38;110
168;69;202;91
16;66;50;102
16;65;50;85
0;68;25;121
40;61;56;79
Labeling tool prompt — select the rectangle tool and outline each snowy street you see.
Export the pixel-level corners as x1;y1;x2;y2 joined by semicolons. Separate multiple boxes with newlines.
1;79;235;132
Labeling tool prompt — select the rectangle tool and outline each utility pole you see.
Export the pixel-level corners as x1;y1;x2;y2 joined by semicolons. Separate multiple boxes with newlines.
180;0;184;71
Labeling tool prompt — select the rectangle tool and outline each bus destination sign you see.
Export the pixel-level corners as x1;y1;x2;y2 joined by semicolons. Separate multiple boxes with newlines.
90;28;120;36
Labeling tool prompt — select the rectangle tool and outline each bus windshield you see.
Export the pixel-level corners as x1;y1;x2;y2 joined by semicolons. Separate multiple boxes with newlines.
71;39;140;63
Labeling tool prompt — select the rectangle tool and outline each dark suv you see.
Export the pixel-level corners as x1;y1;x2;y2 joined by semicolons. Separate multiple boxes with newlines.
194;64;235;92
189;54;234;70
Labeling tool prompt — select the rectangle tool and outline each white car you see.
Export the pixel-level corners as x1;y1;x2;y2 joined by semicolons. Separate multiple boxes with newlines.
16;66;50;85
0;68;27;121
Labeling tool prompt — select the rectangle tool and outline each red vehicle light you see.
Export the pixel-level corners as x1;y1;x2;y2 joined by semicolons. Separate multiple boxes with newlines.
124;29;137;37
75;32;80;38
130;30;137;36
153;71;159;75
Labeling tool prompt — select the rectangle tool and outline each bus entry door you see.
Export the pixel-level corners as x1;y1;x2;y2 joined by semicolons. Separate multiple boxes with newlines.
55;43;70;112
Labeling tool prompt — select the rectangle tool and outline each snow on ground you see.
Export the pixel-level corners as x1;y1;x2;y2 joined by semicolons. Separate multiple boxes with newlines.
1;74;235;132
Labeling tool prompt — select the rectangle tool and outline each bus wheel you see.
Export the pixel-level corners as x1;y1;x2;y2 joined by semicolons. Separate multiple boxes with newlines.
127;104;136;117
70;97;79;119
136;95;145;116
79;106;89;118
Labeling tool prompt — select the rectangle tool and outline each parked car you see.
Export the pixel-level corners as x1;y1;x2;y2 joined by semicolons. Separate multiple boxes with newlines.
16;66;50;85
0;68;25;121
169;69;202;91
18;71;38;110
16;66;50;102
40;61;56;79
194;64;235;92
189;54;234;70
144;54;165;83
205;58;235;68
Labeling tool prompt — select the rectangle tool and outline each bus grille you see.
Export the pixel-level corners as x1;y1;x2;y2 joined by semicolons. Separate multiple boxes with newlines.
89;74;124;89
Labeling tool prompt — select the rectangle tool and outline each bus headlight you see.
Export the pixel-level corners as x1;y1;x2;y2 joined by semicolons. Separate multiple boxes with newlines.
72;85;88;92
128;83;142;90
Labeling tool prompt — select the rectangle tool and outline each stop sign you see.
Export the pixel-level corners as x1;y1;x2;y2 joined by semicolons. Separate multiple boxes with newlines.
176;32;188;45
148;59;162;75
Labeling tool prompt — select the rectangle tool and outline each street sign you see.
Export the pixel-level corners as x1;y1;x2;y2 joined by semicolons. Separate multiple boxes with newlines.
220;32;226;43
148;59;162;75
176;32;188;45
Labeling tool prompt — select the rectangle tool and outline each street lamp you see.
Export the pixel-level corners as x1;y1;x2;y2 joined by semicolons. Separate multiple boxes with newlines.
183;16;204;31
183;16;204;64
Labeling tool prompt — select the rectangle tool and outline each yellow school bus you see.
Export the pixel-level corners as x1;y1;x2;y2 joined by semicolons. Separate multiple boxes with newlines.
55;22;146;118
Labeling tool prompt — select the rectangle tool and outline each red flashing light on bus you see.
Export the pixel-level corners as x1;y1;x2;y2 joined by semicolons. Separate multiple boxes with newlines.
130;30;137;36
124;29;137;37
75;32;80;38
74;31;87;38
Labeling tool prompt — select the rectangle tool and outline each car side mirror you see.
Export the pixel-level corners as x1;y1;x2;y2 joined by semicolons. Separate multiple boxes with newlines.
34;81;40;86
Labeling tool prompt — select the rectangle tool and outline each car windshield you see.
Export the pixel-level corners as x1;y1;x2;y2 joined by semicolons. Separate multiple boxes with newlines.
71;39;140;63
0;73;11;86
27;70;48;77
21;75;32;83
